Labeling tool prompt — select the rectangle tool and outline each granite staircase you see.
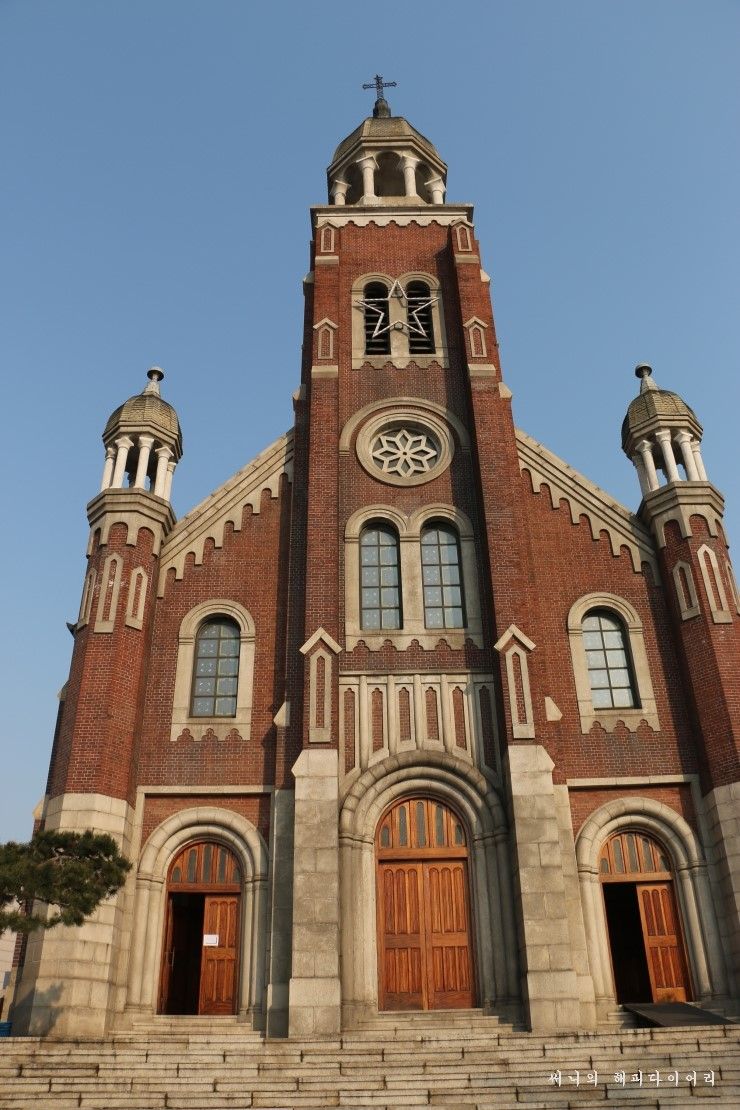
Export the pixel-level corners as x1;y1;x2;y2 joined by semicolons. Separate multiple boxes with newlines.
1;1014;738;1109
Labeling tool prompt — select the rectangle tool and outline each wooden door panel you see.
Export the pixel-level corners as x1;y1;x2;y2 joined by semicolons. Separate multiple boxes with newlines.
199;895;239;1015
424;862;474;1009
379;864;425;1009
638;883;690;1002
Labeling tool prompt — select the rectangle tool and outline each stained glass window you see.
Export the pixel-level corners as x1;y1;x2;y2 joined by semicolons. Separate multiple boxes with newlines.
581;610;637;709
190;617;240;717
421;524;465;629
360;525;402;631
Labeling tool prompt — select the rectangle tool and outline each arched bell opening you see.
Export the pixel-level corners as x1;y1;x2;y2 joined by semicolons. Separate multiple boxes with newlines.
414;163;434;203
158;839;242;1016
375;796;476;1011
599;830;692;1004
375;151;406;198
344;162;363;205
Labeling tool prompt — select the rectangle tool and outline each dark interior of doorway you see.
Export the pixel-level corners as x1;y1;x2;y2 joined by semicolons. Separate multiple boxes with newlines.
603;883;652;1003
165;893;205;1015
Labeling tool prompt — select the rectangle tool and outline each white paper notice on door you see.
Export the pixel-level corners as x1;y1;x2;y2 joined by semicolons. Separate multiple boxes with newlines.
203;934;219;947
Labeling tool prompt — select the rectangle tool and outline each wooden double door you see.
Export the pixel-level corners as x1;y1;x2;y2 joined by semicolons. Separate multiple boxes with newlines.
600;831;692;1004
376;799;475;1011
159;841;242;1016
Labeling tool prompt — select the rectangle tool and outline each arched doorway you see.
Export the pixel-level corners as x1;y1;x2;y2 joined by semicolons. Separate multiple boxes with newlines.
600;830;692;1003
158;840;241;1015
376;797;475;1011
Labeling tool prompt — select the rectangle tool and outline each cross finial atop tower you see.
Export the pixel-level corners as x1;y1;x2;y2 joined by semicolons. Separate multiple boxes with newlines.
362;74;397;118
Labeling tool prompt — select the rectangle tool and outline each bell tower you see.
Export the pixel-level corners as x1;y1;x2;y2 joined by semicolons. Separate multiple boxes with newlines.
286;85;586;1037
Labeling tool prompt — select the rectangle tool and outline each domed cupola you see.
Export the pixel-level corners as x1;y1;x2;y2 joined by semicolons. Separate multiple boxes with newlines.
327;78;447;207
100;367;183;502
622;364;707;495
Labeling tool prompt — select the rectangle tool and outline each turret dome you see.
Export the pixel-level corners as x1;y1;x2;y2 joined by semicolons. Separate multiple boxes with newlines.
104;367;182;457
621;365;701;454
327;89;447;207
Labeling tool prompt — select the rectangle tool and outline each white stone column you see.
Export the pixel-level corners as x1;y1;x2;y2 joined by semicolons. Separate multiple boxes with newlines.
399;154;419;197
691;440;708;480
133;434;155;489
656;428;681;483
163;460;176;501
427;175;446;204
637;439;660;491
674;431;700;481
289;749;341;1036
100;446;116;491
357;156;377;201
153;446;172;498
632;451;651;497
330;179;348;206
111;436;134;488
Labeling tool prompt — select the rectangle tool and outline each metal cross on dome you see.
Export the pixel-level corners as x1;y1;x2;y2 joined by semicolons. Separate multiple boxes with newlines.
362;74;397;100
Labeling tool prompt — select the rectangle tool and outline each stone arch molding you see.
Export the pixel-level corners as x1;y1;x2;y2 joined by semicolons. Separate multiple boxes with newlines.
338;750;520;1026
170;599;256;743
125;806;269;1024
566;591;659;735
575;797;728;1011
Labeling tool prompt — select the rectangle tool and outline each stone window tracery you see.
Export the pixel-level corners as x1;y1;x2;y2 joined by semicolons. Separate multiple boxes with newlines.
567;594;659;734
370;426;440;479
170;600;256;743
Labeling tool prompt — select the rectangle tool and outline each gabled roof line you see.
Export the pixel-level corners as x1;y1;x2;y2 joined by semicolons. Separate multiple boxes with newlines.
515;429;657;576
157;430;293;596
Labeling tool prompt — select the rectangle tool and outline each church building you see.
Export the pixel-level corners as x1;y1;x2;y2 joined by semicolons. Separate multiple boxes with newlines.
11;88;740;1040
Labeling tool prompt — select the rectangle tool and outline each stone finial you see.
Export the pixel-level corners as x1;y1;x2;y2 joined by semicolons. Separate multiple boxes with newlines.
143;366;164;396
635;363;657;392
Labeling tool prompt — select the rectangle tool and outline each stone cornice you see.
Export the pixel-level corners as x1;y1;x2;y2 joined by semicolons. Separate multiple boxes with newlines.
311;203;474;229
157;431;293;596
638;481;726;549
516;429;658;576
86;489;176;555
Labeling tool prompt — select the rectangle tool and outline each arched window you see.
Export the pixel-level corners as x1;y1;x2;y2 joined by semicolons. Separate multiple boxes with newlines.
582;610;638;709
421;524;465;629
360;524;402;630
406;281;435;354
362;282;391;355
191;617;240;717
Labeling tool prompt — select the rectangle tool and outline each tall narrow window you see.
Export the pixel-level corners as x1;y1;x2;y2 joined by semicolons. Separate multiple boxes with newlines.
421;524;465;628
360;525;402;630
362;282;391;355
191;617;240;717
581;610;637;709
406;281;435;354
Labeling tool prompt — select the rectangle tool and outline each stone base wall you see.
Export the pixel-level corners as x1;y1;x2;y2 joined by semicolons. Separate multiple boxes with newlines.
704;781;740;997
506;746;592;1033
288;750;342;1036
10;793;133;1037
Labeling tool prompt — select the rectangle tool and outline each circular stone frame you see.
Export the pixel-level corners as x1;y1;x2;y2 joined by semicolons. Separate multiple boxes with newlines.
356;409;455;487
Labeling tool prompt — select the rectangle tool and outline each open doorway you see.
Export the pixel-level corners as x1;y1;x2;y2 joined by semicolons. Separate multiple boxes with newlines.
600;831;691;1004
158;841;241;1016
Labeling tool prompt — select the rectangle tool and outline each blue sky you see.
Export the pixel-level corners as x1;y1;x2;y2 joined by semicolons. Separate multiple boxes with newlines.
1;1;738;841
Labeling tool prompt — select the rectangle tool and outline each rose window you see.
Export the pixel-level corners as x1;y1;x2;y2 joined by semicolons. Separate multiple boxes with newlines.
370;427;440;478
